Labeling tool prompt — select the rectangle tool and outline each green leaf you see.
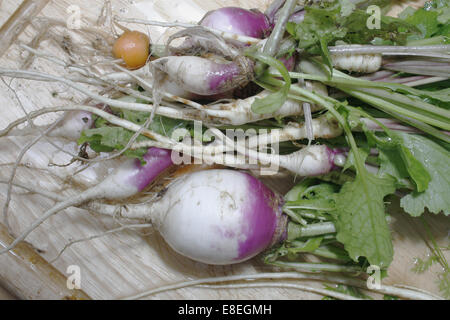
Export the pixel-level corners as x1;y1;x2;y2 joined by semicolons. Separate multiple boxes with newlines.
350;108;432;192
398;133;450;216
80;105;196;161
284;179;338;222
263;237;324;263
290;237;324;253
285;21;296;37
374;133;431;193
285;179;338;202
398;145;431;192
251;89;289;114
378;148;410;188
404;8;439;39
78;126;149;160
412;255;439;274
401;0;450;42
424;0;450;25
290;0;418;51
246;51;291;114
342;148;369;172
334;172;396;268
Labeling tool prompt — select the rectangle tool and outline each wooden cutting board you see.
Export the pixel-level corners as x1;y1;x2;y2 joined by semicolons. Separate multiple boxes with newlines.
0;0;448;300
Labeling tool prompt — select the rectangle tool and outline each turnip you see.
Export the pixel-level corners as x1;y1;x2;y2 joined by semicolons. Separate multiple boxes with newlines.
0;147;174;255
143;7;271;61
1;170;441;300
0;136;126;188
151;55;254;96
199;7;272;40
147;169;287;264
8;110;94;140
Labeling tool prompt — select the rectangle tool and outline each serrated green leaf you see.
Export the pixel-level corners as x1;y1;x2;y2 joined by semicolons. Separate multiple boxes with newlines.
378;148;411;188
358;116;432;192
405;9;439;39
78;126;149;160
80;107;195;161
334;173;396;268
398;133;450;216
291;0;418;52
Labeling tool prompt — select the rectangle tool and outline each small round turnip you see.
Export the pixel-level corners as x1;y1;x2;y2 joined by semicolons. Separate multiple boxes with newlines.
147;169;287;264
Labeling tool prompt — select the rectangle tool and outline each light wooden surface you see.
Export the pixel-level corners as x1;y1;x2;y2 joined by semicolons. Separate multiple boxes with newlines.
0;286;16;300
0;0;448;300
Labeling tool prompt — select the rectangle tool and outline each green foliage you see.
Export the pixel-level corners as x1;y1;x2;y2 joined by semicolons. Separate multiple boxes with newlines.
286;0;419;66
79;106;195;161
246;51;291;114
400;0;450;43
397;134;450;216
333;172;396;268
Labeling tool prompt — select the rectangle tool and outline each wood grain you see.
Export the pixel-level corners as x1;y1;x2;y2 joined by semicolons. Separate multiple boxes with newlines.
0;223;90;300
0;0;448;300
0;0;51;58
0;286;16;300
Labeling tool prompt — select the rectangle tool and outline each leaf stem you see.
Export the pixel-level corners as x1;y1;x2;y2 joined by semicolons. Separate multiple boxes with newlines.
255;0;297;77
266;261;363;273
288;222;337;239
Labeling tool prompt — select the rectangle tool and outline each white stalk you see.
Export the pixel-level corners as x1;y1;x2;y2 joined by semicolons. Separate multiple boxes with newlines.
121;272;442;300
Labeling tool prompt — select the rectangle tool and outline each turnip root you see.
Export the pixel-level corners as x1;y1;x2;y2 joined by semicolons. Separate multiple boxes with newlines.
0;147;174;255
8;110;94;140
328;45;450;74
152;55;254;96
246;115;343;148
257;145;345;177
203;82;327;125
199;7;272;40
149;169;287;264
331;53;382;74
97;169;289;265
0;137;124;188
